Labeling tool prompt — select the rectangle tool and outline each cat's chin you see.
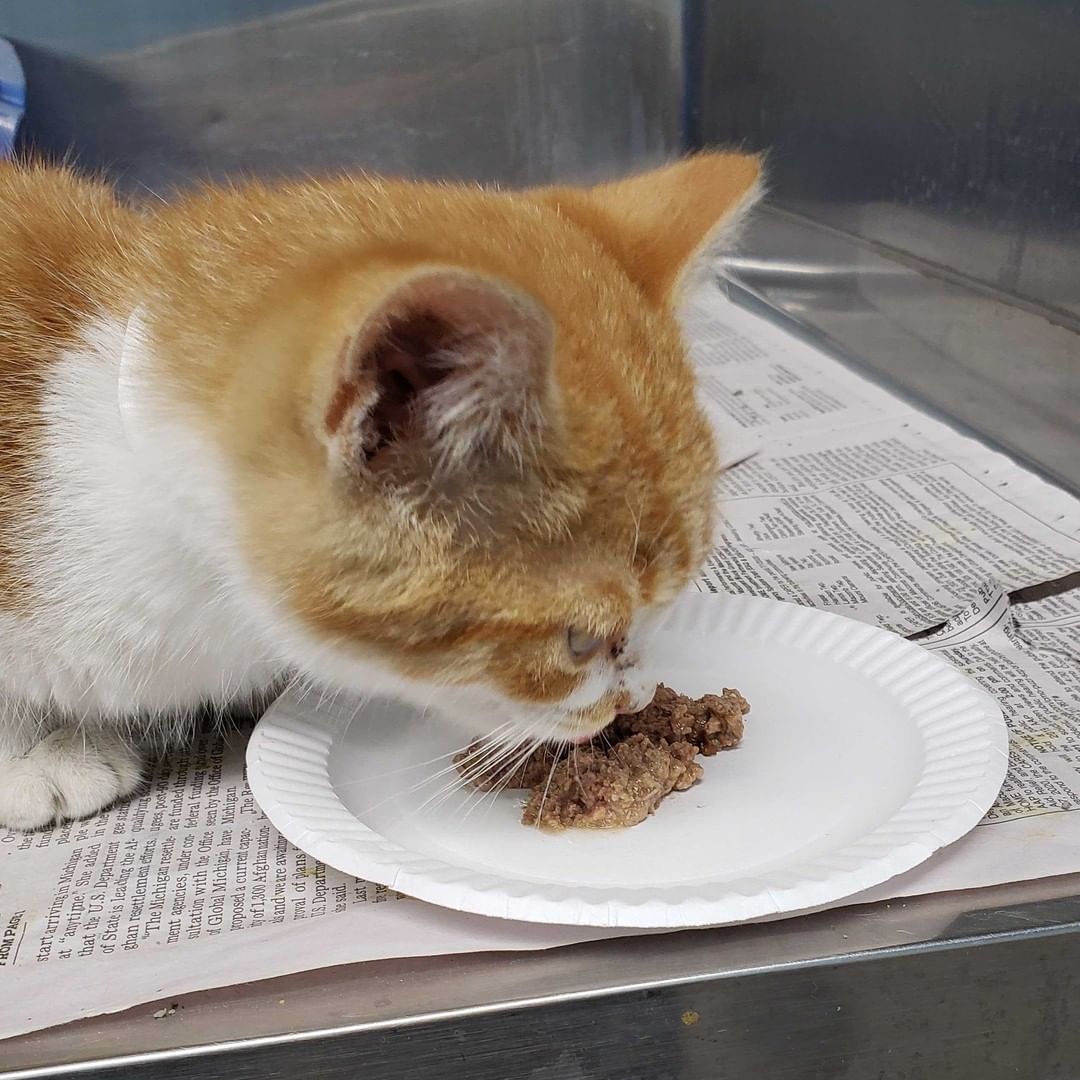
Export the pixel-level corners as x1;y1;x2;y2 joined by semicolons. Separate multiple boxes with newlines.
550;686;639;743
430;689;572;741
299;646;655;744
375;672;658;746
390;681;611;747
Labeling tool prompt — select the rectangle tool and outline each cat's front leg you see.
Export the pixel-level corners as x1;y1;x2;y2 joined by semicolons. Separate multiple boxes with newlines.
0;711;143;832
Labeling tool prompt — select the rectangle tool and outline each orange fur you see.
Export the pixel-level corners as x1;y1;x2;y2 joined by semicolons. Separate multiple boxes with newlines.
539;153;763;305
0;161;137;605
0;153;761;733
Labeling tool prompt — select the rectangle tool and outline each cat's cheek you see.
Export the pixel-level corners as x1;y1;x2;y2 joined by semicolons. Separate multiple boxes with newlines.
555;663;616;712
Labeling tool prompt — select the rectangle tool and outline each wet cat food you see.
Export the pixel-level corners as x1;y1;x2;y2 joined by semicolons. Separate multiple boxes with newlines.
455;685;750;831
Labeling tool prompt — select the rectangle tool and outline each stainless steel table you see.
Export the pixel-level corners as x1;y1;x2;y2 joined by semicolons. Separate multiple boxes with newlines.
5;874;1080;1079
5;232;1080;1080
5;0;1079;1072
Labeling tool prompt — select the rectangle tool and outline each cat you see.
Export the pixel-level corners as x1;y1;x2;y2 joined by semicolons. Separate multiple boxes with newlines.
0;152;761;831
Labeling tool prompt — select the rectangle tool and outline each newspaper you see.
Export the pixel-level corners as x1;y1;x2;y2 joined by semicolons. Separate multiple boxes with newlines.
3;283;1080;1040
683;295;1080;634
0;729;613;1040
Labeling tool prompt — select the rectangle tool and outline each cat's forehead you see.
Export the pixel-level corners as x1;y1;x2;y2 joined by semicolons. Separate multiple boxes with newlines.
462;504;704;617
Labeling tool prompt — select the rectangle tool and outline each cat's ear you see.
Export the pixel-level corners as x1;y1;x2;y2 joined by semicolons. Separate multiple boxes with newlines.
319;268;558;478
539;152;763;305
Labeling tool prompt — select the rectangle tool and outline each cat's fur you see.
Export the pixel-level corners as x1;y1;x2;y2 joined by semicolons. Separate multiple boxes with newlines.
0;153;761;830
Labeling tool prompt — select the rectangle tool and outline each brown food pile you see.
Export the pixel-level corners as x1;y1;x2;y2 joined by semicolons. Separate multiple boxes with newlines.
455;684;749;831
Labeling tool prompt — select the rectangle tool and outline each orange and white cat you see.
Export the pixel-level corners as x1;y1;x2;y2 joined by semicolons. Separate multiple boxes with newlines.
0;153;760;830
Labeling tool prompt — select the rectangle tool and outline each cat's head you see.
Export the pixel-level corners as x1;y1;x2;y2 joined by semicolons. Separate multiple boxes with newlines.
211;153;761;743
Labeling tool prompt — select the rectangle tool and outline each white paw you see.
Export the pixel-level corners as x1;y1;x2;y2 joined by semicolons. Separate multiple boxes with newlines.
0;727;143;831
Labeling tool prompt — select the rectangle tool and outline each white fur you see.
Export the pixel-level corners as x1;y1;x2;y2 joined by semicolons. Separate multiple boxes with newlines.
0;313;659;830
0;315;283;829
0;727;142;832
9;315;283;721
424;329;550;473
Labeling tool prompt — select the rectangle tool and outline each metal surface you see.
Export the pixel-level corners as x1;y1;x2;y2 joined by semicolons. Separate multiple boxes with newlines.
728;209;1080;493
698;0;1080;494
4;228;1077;1079
4;0;683;194
4;2;1080;1076
699;0;1080;323
4;874;1080;1078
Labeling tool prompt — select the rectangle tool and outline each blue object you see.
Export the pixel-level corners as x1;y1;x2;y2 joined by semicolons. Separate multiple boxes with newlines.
0;38;26;158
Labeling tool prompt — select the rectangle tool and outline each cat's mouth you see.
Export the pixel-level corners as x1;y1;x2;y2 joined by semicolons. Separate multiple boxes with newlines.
554;688;635;742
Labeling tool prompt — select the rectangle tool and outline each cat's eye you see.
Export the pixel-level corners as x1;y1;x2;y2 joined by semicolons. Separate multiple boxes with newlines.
567;627;605;663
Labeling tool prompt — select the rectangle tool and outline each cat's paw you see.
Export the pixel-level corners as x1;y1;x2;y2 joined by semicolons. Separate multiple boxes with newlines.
0;727;143;831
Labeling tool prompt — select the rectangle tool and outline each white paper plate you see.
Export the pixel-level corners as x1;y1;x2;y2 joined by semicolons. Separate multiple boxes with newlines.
246;594;1008;928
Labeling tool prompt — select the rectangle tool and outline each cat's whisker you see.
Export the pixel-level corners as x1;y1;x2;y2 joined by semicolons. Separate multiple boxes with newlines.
420;714;555;822
457;721;551;822
331;747;471;793
531;736;568;832
397;730;532;818
624;491;643;567
333;721;516;794
476;732;552;819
